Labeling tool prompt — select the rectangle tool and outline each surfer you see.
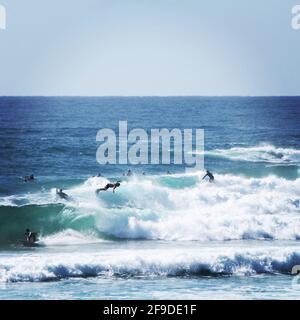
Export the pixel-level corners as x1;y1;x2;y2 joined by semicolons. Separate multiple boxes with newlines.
93;173;102;177
23;174;35;182
56;188;69;200
202;170;215;183
127;170;133;176
25;228;38;243
96;181;121;193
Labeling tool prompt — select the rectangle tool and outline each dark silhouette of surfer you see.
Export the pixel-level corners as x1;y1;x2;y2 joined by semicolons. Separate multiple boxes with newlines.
127;170;133;176
25;228;38;243
96;181;121;193
56;188;69;200
23;174;35;182
93;173;102;177
202;170;215;183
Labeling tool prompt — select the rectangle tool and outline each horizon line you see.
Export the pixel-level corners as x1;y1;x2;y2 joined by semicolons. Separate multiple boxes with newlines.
0;95;300;98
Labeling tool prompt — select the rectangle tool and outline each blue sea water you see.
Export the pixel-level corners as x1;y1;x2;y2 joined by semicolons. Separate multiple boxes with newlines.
0;96;300;299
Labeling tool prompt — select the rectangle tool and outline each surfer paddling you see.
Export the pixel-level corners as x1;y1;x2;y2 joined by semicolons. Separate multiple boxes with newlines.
23;174;35;182
96;181;121;194
202;170;215;183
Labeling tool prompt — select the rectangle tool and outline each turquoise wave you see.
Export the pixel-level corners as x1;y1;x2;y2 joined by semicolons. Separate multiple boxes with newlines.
1;172;300;244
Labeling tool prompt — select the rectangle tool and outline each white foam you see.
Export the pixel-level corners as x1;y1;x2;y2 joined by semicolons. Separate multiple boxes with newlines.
90;174;300;241
205;144;300;164
2;174;300;242
40;229;104;246
0;245;298;282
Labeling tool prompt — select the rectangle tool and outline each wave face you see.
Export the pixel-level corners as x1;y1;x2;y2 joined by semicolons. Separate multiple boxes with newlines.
206;144;300;164
0;246;299;282
1;172;300;243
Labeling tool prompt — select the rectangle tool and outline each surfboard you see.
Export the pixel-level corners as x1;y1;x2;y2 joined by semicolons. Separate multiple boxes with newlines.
20;240;41;247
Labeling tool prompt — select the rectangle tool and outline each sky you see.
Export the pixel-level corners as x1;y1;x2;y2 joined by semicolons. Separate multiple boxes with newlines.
0;0;299;96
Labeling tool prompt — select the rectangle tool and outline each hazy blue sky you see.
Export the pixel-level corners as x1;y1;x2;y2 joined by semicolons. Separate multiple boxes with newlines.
0;0;299;96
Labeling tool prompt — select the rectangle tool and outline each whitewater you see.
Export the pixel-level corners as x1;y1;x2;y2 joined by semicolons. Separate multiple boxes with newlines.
1;169;300;243
1;242;300;283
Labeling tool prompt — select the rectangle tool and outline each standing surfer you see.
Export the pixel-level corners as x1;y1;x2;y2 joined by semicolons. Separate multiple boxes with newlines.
25;228;38;243
202;170;215;183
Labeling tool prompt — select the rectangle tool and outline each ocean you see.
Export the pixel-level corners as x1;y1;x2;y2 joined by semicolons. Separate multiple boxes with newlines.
0;96;300;299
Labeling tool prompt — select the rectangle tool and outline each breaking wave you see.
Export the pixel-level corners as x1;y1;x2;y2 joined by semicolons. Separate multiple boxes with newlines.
1;173;300;243
0;246;299;282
